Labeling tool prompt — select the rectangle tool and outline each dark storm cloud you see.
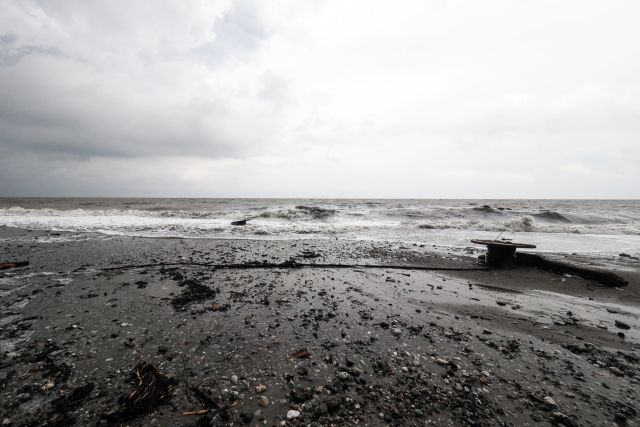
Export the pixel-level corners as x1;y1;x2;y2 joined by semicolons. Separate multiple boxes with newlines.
0;0;639;197
0;33;61;66
0;0;280;161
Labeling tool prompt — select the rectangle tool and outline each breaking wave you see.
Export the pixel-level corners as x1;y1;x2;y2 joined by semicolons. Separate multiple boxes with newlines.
531;211;572;223
1;200;640;244
417;216;640;235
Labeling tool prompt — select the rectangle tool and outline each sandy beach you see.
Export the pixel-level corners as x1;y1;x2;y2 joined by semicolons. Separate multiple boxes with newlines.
0;226;638;426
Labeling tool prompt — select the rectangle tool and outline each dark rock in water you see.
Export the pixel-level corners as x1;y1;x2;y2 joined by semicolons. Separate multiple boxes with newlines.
615;320;631;330
533;210;572;223
295;205;336;219
472;205;503;215
418;223;437;229
231;219;248;226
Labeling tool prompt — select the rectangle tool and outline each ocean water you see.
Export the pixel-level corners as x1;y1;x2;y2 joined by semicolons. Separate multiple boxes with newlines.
1;198;639;256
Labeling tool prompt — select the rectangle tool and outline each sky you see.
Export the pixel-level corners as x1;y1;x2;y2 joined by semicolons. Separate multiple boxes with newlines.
0;0;639;198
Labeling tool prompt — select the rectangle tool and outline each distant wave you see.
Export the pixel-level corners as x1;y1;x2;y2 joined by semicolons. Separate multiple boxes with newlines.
531;210;572;223
417;216;640;235
0;205;338;221
254;206;336;220
2;203;640;238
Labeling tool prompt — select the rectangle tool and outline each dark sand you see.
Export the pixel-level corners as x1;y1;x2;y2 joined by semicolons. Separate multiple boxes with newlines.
1;227;639;426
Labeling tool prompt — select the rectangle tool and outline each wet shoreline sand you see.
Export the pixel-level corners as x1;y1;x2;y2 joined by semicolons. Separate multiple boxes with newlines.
1;228;639;426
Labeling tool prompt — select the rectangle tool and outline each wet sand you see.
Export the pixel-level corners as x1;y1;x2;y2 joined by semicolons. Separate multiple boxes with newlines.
1;227;639;426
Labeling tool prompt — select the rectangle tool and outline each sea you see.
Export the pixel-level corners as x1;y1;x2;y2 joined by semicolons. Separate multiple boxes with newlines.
1;198;639;257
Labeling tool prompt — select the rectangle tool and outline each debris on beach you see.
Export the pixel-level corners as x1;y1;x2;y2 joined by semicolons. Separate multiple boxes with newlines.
103;362;176;422
291;348;312;359
516;252;629;287
0;260;29;270
171;278;219;309
231;219;249;226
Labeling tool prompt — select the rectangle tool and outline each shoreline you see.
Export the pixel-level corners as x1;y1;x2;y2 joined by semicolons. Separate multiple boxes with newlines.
1;228;638;426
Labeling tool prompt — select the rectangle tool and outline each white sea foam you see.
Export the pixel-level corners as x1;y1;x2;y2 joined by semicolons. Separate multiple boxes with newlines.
1;199;639;256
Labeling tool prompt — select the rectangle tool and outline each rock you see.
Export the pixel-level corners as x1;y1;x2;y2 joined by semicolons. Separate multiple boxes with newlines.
231;220;248;226
543;396;557;407
230;375;238;384
316;403;329;416
239;412;253;423
336;371;350;381
614;413;628;423
290;387;313;403
259;396;269;407
614;320;631;330
392;328;402;337
609;367;624;376
255;384;267;393
551;412;574;426
287;409;300;419
17;393;31;402
325;396;342;412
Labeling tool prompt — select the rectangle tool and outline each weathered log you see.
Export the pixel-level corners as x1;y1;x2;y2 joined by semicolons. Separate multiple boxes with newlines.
0;261;29;270
516;252;628;287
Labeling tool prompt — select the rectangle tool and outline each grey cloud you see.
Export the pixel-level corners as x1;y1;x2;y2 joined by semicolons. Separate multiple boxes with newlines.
1;1;639;197
191;0;269;66
0;33;61;66
0;1;282;160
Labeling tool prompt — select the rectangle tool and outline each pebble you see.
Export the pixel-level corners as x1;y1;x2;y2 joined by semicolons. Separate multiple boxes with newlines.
544;396;557;407
609;367;624;376
255;384;267;393
392;328;402;336
287;409;300;419
230;375;238;384
259;396;269;407
337;371;350;381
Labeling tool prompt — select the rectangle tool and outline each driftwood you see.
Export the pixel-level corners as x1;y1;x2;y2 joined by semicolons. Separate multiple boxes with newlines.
516;252;628;287
0;261;29;270
103;362;176;422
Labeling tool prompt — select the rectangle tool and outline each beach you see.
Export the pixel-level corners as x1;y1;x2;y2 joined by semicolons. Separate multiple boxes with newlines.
1;225;638;426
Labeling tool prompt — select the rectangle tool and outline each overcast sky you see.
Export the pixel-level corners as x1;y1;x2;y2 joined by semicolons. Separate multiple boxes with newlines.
1;0;639;198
